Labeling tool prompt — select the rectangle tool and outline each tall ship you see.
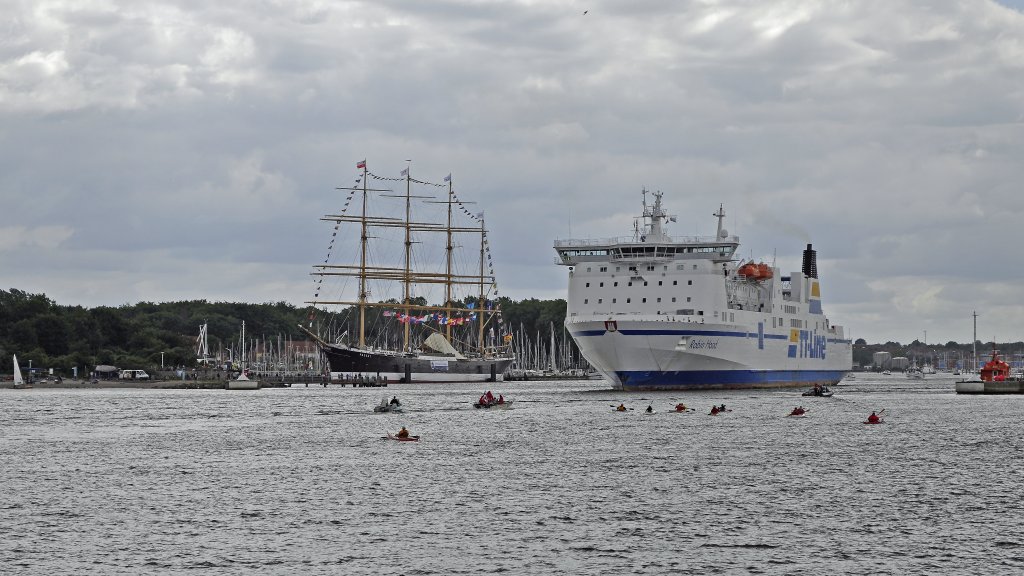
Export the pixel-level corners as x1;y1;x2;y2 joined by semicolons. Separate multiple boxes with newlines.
554;191;852;390
302;161;514;383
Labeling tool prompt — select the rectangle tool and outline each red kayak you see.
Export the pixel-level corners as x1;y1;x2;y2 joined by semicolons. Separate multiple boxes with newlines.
863;420;884;425
384;433;421;442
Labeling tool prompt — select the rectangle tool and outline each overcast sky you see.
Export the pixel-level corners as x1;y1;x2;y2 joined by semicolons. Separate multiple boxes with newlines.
4;0;1024;345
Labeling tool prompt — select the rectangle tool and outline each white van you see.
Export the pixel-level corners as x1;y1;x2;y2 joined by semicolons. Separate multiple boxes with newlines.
119;369;151;380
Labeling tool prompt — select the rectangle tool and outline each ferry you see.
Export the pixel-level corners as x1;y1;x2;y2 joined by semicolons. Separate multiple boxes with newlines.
554;191;852;390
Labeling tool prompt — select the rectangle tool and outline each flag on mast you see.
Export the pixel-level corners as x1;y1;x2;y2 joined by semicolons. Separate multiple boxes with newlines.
356;159;366;169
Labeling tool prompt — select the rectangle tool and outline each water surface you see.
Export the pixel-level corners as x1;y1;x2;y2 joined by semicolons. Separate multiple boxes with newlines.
2;374;1022;574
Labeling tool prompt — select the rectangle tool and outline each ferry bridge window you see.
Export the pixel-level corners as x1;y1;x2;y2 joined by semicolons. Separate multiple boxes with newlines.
598;299;603;303
646;265;655;271
687;297;691;302
672;297;676;302
658;281;662;286
657;298;662;303
586;283;590;287
626;298;631;303
628;282;633;286
644;281;648;286
587;267;592;272
614;282;618;287
642;298;647;303
612;299;616;303
600;282;604;287
688;280;693;285
673;280;677;285
600;267;607;272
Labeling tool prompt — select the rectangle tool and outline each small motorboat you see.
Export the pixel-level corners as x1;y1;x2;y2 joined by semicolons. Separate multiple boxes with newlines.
801;386;833;397
384;433;420;442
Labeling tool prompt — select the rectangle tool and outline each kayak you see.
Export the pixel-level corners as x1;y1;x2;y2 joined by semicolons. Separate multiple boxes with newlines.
474;400;513;409
787;412;806;417
863;420;884;425
384;433;420;442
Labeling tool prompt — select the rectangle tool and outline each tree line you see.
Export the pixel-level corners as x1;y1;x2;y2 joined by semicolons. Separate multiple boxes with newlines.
5;287;1010;375
0;289;573;374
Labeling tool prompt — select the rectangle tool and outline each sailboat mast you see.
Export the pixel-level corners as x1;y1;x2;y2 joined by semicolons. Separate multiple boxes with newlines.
550;321;556;372
973;310;978;372
477;213;486;355
241;321;246;370
403;166;412;352
358;163;369;349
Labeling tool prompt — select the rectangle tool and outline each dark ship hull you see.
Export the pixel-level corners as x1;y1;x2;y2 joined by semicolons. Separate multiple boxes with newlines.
322;344;514;383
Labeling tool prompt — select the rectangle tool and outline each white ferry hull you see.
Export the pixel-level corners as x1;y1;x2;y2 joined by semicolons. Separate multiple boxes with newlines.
568;318;852;391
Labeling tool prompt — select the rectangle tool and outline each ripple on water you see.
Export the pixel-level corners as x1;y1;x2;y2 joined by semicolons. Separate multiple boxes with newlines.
2;378;1023;575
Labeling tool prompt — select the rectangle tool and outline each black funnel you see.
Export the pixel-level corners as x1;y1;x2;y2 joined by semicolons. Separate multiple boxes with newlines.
802;244;817;278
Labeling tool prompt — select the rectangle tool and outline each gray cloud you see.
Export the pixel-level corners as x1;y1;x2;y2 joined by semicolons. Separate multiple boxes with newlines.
3;0;1024;343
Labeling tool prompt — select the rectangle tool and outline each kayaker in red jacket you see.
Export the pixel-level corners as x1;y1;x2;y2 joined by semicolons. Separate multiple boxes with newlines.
867;411;880;424
397;426;410;438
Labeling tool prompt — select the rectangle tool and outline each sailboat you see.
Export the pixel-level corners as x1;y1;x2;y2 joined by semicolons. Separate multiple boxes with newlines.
226;321;260;390
12;354;30;389
301;161;514;383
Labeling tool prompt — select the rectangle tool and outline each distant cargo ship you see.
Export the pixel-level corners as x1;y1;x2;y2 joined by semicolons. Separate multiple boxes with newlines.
554;190;852;390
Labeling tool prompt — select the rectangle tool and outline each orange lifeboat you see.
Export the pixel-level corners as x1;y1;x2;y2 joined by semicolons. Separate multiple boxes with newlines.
756;263;773;280
980;348;1011;382
737;263;758;278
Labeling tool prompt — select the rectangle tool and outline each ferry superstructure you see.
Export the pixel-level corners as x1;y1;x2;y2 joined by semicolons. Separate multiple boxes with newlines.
554;191;852;390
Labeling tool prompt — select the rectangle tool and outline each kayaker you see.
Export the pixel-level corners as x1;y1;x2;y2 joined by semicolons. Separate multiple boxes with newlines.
616;403;627;412
720;403;727;412
479;394;488;406
397;426;410;438
498;394;505;404
389;396;400;405
710;406;720;415
867;411;880;424
790;406;804;416
646;404;653;413
675;403;687;412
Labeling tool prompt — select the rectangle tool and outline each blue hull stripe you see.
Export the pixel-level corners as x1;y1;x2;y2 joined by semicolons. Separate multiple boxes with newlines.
615;370;845;390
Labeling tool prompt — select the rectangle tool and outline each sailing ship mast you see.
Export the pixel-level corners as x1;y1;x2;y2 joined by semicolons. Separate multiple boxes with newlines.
310;162;505;357
358;162;369;349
